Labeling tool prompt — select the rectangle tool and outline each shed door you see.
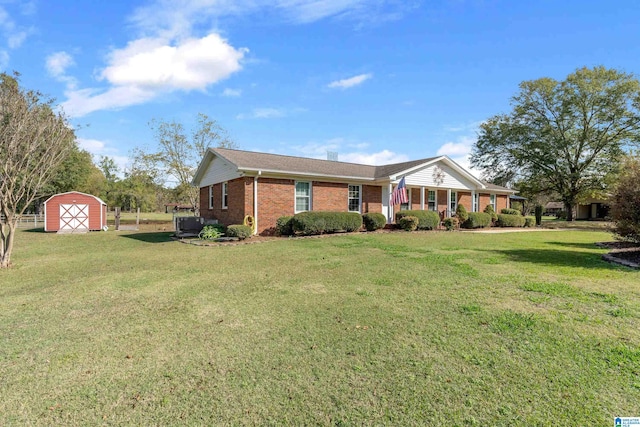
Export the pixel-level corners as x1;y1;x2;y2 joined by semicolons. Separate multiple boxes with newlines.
60;204;89;230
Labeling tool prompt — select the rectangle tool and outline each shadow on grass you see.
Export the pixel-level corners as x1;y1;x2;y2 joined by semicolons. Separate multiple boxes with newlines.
118;232;175;243
481;248;622;270
545;241;600;249
21;227;45;233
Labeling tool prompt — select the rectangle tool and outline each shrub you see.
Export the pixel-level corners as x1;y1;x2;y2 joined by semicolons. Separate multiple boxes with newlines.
291;211;363;235
455;204;469;223
462;212;492;229
395;210;440;230
226;224;253;239
362;213;386;231
276;216;294;236
398;215;419;231
483;204;498;222
442;217;458;231
198;225;223;240
611;156;640;243
496;213;526;227
501;208;521;215
535;205;543;226
524;216;535;227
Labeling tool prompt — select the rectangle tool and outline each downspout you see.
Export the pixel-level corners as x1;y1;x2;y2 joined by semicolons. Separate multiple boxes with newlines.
388;182;393;223
253;171;260;235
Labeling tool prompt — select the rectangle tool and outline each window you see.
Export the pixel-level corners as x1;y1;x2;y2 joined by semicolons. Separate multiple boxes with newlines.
490;194;496;211
348;185;361;212
295;181;311;212
450;191;457;213
222;182;228;209
428;190;436;211
473;193;479;212
208;185;214;209
400;188;411;211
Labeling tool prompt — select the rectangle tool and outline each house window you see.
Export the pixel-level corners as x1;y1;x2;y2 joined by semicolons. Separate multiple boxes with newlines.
450;191;457;213
400;188;411;211
295;181;311;212
208;185;214;209
490;194;496;211
348;185;361;213
428;190;436;211
222;182;228;209
473;193;479;212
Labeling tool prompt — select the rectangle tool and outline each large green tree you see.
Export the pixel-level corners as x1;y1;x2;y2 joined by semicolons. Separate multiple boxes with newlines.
0;72;76;268
471;66;640;220
134;113;235;212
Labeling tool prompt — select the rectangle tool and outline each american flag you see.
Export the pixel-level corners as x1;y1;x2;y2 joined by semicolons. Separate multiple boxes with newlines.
390;176;409;205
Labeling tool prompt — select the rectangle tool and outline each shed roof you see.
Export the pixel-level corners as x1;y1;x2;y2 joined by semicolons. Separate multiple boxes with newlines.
43;191;107;206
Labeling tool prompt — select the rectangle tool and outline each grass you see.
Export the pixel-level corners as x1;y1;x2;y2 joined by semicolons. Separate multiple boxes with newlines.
1;228;638;425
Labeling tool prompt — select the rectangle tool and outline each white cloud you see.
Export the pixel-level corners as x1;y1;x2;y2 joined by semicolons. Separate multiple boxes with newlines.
77;137;130;175
0;4;33;64
0;50;8;69
236;107;286;119
327;73;372;89
130;0;403;34
222;88;242;97
340;149;409;165
290;140;408;165
46;51;75;77
436;136;483;179
62;34;247;117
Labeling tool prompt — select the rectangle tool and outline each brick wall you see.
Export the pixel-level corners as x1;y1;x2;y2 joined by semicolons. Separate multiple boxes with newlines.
199;177;248;226
411;188;421;208
363;185;381;214
257;178;295;234
457;191;472;212
479;193;491;212
313;181;348;211
437;190;448;215
497;194;508;212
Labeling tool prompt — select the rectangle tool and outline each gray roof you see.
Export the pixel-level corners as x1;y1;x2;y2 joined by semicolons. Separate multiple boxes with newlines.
207;148;514;192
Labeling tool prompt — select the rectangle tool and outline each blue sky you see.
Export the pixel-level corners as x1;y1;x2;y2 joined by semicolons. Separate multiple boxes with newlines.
2;0;640;175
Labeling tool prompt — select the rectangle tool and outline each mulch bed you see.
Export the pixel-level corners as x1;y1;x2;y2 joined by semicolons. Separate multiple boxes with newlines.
596;241;640;269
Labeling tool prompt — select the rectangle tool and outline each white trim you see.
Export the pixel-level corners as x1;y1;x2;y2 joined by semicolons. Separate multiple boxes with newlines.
420;187;425;210
253;174;259;235
447;189;452;217
295;181;312;213
208;185;213;209
387;183;393;223
490;194;496;211
389;156;487;189
222;182;228;209
472;191;477;212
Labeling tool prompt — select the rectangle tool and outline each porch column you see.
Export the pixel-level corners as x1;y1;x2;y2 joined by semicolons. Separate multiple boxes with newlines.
420;186;425;210
447;188;451;217
388;182;393;223
471;190;476;212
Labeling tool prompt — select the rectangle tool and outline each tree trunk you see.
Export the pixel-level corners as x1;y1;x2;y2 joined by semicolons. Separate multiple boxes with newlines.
0;223;16;268
564;201;574;222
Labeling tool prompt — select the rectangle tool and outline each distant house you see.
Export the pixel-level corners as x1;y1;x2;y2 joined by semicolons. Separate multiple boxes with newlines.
544;202;564;216
545;200;610;220
192;148;517;235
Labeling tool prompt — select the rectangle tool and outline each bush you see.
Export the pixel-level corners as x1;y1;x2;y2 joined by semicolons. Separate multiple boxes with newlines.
291;211;363;235
442;217;458;231
524;216;535;227
483;204;498;222
501;208;521;215
535;205;543;226
362;213;386;231
461;212;492;229
496;214;526;227
198;225;223;240
276;216;294;236
226;224;253;239
455;204;469;223
395;210;440;230
398;215;419;231
611;156;640;243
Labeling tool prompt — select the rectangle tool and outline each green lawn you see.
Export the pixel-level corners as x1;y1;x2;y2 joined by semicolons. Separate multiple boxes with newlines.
1;229;638;425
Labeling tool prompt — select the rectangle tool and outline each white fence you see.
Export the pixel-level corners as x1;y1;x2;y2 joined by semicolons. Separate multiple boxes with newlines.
0;214;45;228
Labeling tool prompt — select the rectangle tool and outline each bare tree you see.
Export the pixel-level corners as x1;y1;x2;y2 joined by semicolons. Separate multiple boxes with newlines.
142;113;235;212
0;72;76;268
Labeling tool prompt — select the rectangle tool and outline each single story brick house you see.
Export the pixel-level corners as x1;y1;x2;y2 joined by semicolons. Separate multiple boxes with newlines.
192;148;516;235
